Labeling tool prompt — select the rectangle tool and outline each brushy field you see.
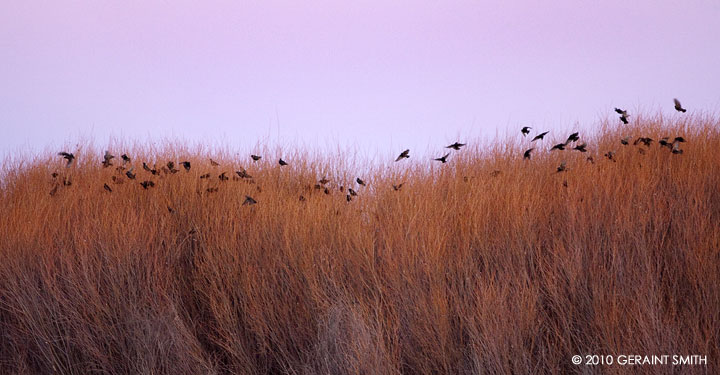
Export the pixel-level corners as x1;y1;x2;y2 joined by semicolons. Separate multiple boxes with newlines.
0;114;718;374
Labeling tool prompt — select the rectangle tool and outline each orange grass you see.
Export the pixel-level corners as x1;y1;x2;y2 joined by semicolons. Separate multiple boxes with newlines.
1;114;719;374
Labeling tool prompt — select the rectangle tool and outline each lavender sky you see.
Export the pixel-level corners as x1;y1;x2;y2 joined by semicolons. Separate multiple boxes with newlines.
1;1;719;159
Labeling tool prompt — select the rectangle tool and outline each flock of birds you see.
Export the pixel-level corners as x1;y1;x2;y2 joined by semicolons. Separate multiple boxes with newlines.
50;99;690;204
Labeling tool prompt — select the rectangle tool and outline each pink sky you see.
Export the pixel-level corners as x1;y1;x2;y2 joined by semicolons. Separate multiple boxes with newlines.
1;1;719;159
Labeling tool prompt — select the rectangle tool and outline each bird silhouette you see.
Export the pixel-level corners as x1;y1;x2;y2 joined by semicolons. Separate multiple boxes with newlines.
672;142;683;154
125;168;136;180
143;162;152;172
243;195;257;206
615;108;629;124
348;188;358;196
236;169;252;179
396;149;410;161
673;136;686;143
392;183;404;191
121;154;130;164
58;152;75;167
299;195;306;202
251;154;261;161
140;181;155;189
523;148;534;160
210;159;220;166
219;172;229;181
200;173;210;179
167;161;179;173
586;156;595;164
356;177;366;186
604;151;616;162
566;132;579;143
434;153;450;163
634;137;653;146
63;177;72;186
103;151;114;167
319;177;329;185
346;194;352;202
51;172;58;178
279;158;288;166
551;143;567;151
621;136;630;145
556;162;567;173
532;131;549;142
181;161;191;171
620;115;629;124
103;183;112;193
573;143;587;152
324;187;330;195
446;142;466;150
659;137;672;148
521;127;531;136
111;176;123;184
674;98;687;113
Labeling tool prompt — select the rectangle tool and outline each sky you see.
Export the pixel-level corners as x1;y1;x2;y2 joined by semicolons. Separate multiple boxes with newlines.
1;1;719;160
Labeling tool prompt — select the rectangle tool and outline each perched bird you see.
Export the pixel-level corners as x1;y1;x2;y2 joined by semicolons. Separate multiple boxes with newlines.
634;137;653;146
319;177;329;185
324;188;330;195
279;158;288;166
121;154;131;164
142;162;152;172
674;98;687;113
348;188;358;196
167;206;175;214
566;132;579;143
63;177;72;186
251;154;262;161
531;131;549;142
242;195;257;206
573;143;587;152
236;169;252;179
58;152;75;167
433;153;450;163
356;177;366;186
210;159;220;166
556;162;567;173
167;161;178;173
125;168;136;180
550;142;567;151
140;180;155;189
392;183;404;191
396;149;410;161
219;172;229;181
346;194;352;202
181;161;191;171
103;151;115;167
604;151;616;162
621;136;630;145
521;126;532;136
523;148;534;160
446;142;466;150
103;183;112;193
199;173;210;179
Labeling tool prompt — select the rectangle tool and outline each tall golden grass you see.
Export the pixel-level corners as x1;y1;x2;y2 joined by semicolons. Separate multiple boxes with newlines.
0;114;718;374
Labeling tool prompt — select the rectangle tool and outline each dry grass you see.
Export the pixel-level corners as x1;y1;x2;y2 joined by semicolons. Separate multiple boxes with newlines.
1;114;718;374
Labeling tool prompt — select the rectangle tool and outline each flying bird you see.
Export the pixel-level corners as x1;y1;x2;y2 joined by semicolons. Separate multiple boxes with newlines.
210;159;220;166
181;161;191;171
396;149;410;161
125;168;136;180
242;195;257;206
356;177;366;186
392;183;404;191
521;127;531;136
674;98;687;113
659;137;672;148
621;136;630;145
58;152;75;167
219;172;229;181
103;151;114;167
319;177;329;185
531;131;549;142
550;143;567;151
251;154;261;161
556;162;567;173
615;108;629;124
121;154;130;164
446;142;466;150
523;148;534;160
346;194;352;202
103;183;112;193
673;136;686;143
573;143;587;152
348;188;358;196
142;162;152;172
236;169;252;179
434;153;450;163
604;151;616;162
634;137;653;146
566;132;579;143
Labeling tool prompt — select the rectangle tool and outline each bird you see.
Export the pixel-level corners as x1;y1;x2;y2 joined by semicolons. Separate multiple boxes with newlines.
356;177;366;186
140;181;155;189
523;148;534;160
604;151;616;162
621;136;630;145
219;172;229;181
620;115;629;124
396;149;410;161
673;136;686;143
103;183;112;193
58;152;75;167
346;194;352;202
634;137;653;146
324;188;330;195
125;168;136;180
299;195;306;202
672;142;683;154
586;156;595;164
111;176;123;184
167;161;178;173
659;137;672;148
121;154;130;164
433;153;450;163
63;177;72;186
199;173;210;179
103;151;114;167
566;132;579;143
319;178;329;185
236;169;252;179
181;161;191;171
532;131;549;142
251;154;262;161
556;162;567;173
242;195;257;206
446;142;466;150
279;158;288;166
348;188;358;196
142;162;152;172
210;159;220;166
674;98;687;113
573;143;587;152
550;143;567;151
615;108;629;124
392;183;404;191
51;172;58;178
521;127;531;136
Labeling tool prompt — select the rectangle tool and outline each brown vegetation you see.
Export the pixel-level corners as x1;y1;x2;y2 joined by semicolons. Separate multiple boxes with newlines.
1;114;718;374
